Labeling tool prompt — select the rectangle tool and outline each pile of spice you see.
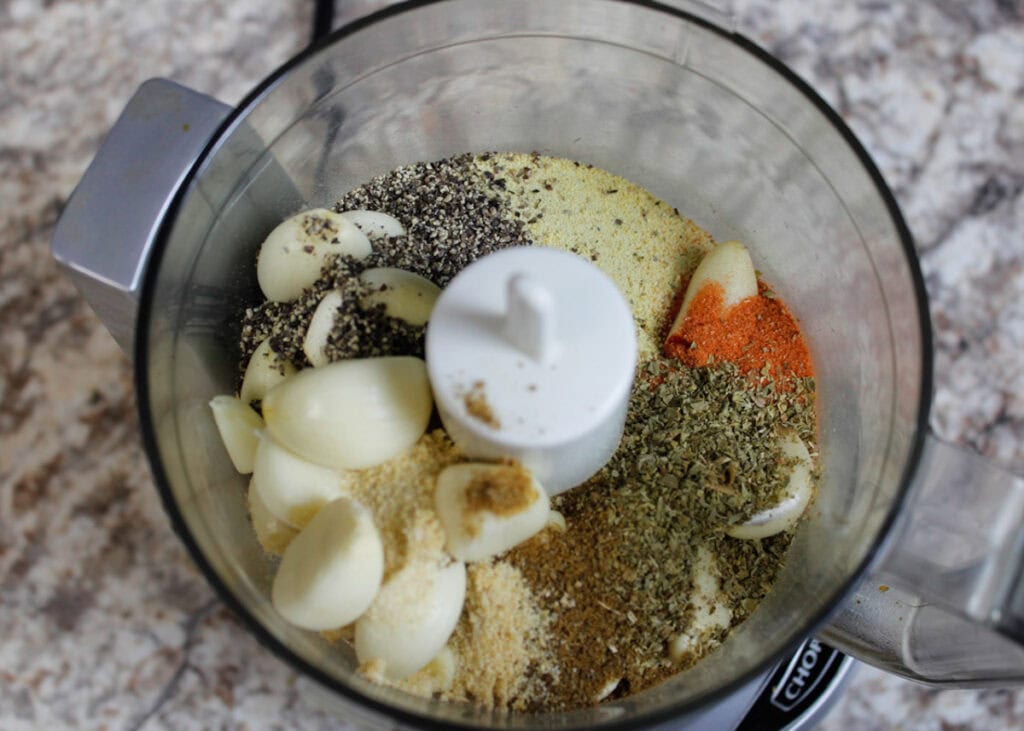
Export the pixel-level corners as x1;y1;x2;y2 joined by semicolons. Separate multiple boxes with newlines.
506;358;816;708
336;153;533;287
470;155;818;708
474;153;715;358
664;280;813;384
238;154;534;371
230;151;819;713
434;560;556;708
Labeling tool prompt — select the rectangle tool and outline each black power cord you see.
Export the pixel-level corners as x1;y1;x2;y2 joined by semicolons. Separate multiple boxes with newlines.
308;0;343;188
311;0;335;43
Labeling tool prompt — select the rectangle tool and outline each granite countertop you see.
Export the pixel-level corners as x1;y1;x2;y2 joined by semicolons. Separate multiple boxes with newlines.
1;0;1022;729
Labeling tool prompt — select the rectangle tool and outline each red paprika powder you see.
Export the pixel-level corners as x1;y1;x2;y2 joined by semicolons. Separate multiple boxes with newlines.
664;280;813;384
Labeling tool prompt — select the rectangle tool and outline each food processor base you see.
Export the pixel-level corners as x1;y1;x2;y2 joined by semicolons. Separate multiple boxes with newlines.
734;638;855;731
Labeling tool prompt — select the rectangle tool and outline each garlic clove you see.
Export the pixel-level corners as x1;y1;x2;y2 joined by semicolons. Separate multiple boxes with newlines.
262;356;433;471
668;240;758;337
257;208;371;302
546;509;567;533
340;210;406;240
595;677;625;703
669;547;732;662
302;289;343;368
251;431;352;529
248;479;298;556
355;558;466;680
668;631;696;664
209;395;264;474
417;645;457;693
434;462;550;562
272;497;384;631
240;338;296;404
359;268;441;327
726;433;814;540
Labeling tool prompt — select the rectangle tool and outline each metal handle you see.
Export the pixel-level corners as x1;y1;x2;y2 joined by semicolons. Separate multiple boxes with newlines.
51;79;230;357
823;433;1024;684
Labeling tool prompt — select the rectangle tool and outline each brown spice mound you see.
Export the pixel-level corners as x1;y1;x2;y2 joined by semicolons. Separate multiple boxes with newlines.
510;494;794;709
463;380;500;429
464;463;536;518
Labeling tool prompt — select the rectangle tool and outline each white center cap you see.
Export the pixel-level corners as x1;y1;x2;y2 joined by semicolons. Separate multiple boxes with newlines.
426;247;637;495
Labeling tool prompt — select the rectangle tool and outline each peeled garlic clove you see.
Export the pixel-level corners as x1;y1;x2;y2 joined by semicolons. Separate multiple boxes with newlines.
248;479;298;556
340;210;406;240
209;395;264;474
360;268;440;327
302;289;343;368
355;558;466;679
240;338;296;404
434;462;550;562
727;433;814;540
546;509;567;533
257;208;371;302
669;547;732;661
595;677;625;703
668;240;758;336
417;646;457;693
669;632;696;663
272;497;384;631
262;356;433;470
252;432;351;529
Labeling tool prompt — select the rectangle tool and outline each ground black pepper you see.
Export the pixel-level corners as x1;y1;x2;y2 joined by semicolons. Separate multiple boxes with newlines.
237;154;535;372
333;154;534;286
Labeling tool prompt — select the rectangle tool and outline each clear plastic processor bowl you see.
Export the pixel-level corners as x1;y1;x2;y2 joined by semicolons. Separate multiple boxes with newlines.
52;1;1024;730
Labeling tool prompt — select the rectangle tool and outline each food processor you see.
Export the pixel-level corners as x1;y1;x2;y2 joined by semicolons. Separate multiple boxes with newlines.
51;1;1024;729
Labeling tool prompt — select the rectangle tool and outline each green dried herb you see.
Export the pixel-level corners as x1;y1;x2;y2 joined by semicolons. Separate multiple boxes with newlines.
512;356;818;708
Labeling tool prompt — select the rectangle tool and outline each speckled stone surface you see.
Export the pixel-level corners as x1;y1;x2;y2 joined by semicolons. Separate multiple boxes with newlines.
1;1;1021;730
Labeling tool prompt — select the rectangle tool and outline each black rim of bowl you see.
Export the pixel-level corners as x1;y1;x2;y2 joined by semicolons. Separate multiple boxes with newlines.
134;1;935;729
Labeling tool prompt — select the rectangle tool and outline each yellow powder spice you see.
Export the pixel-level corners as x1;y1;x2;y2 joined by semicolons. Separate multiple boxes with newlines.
443;560;557;710
475;153;714;358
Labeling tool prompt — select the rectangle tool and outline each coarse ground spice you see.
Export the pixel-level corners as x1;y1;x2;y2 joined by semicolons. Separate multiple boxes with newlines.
507;357;816;709
369;560;556;710
334;154;534;287
665;280;813;384
238;253;422;377
237;154;533;374
464;463;537;521
462;380;500;429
